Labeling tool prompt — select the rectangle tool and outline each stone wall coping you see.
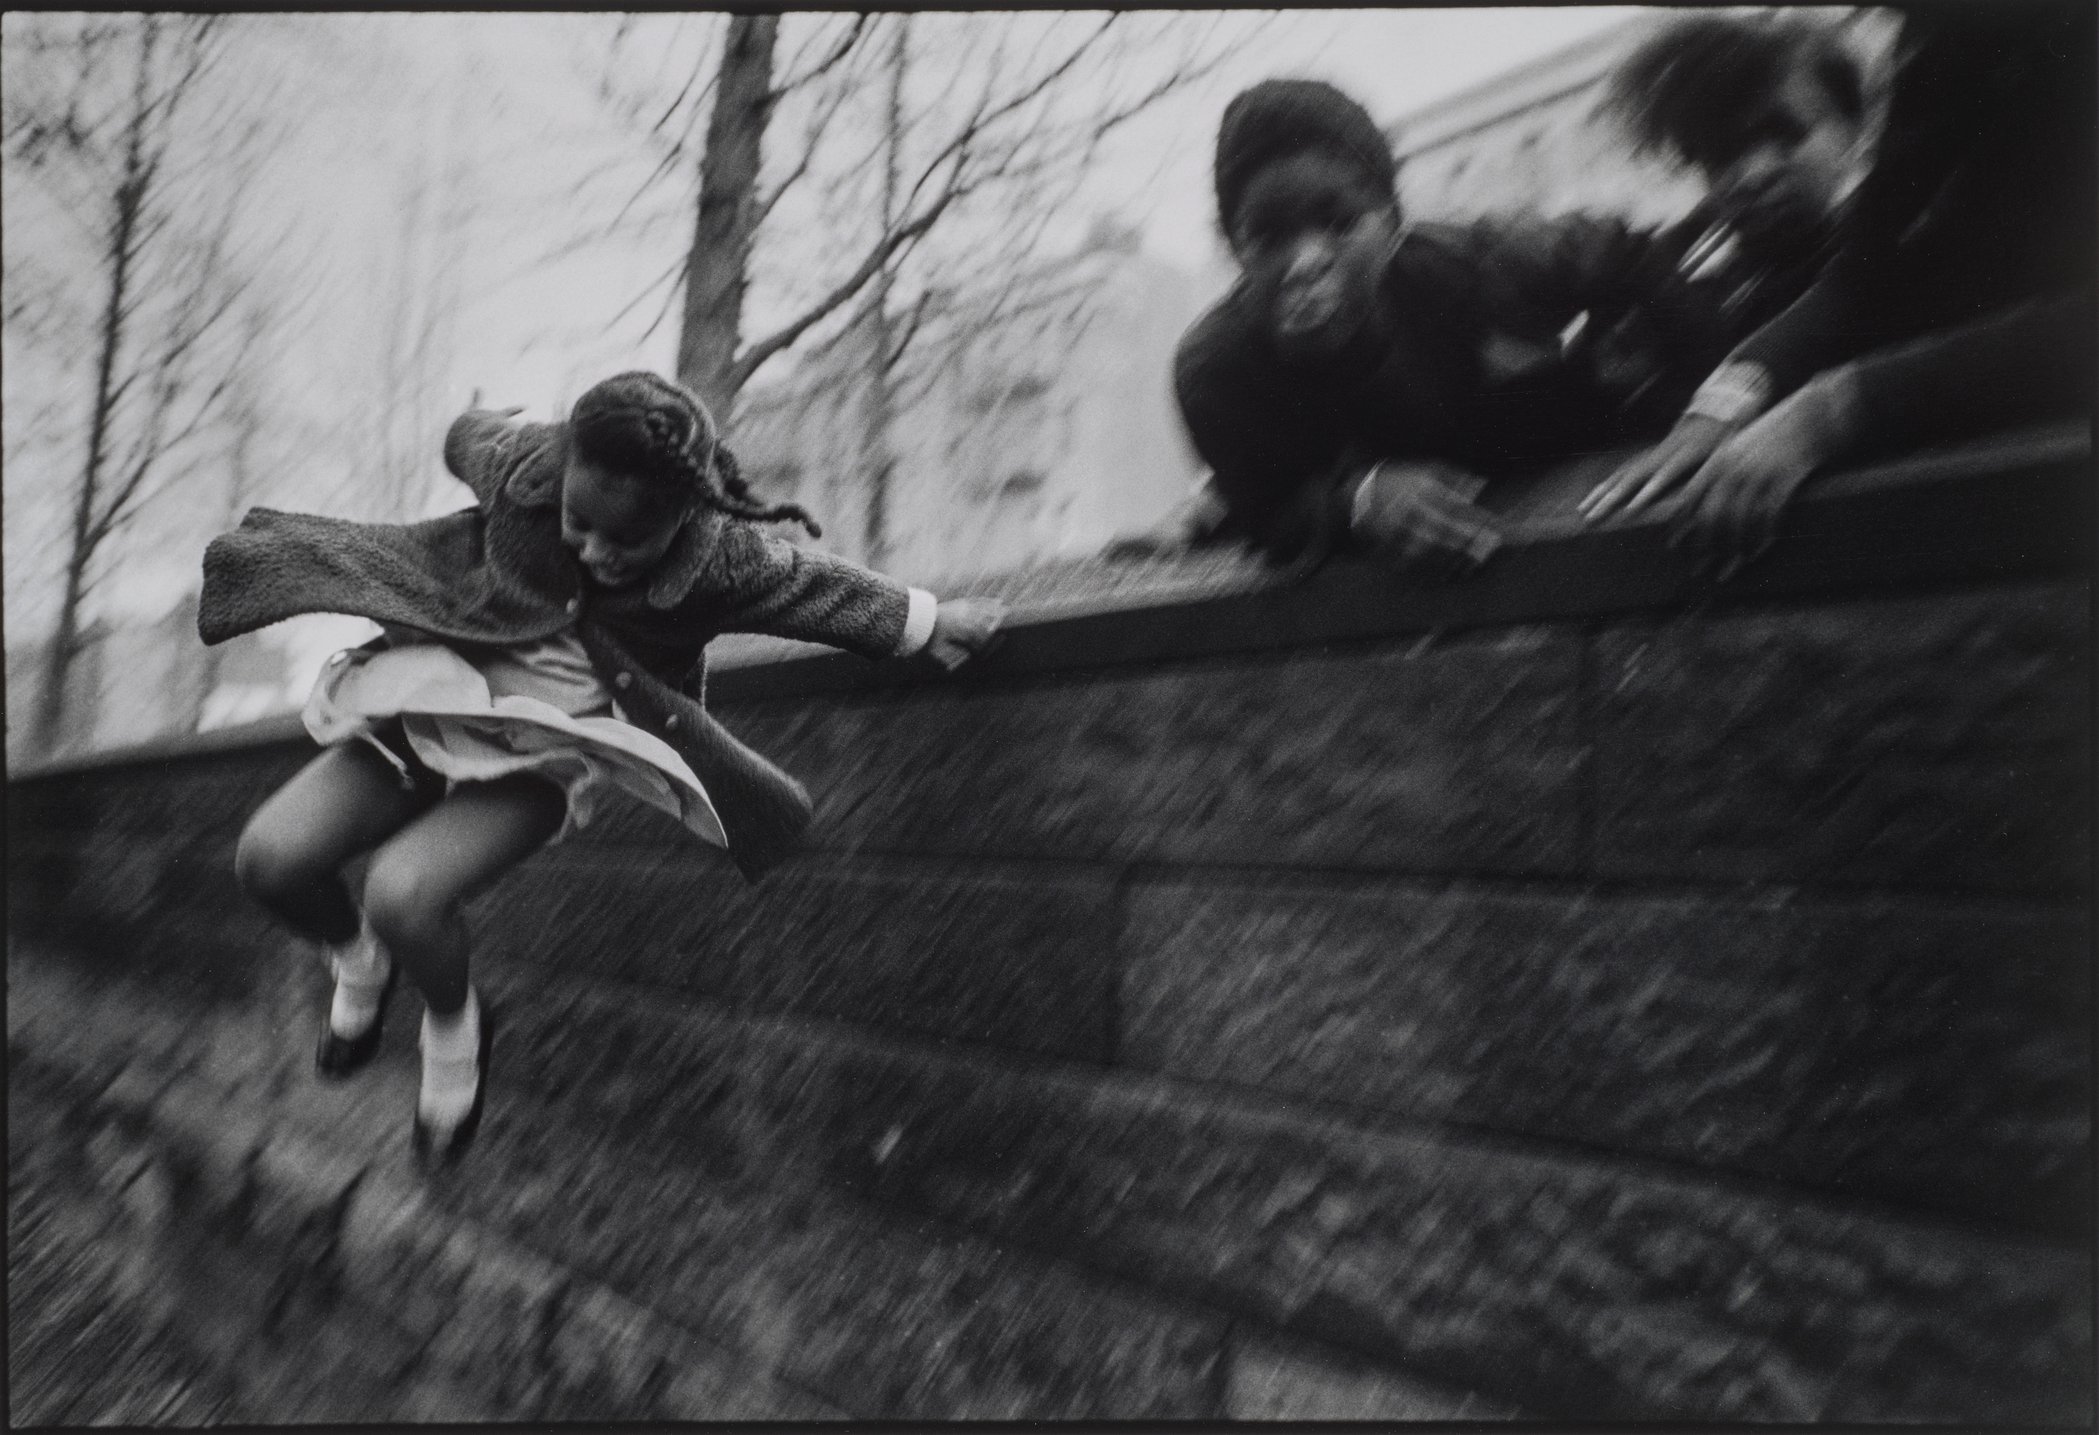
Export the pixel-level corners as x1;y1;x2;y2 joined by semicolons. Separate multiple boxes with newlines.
11;422;2087;782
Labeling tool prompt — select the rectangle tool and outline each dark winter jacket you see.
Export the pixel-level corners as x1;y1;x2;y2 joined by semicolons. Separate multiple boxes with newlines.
198;408;923;880
1174;213;1784;562
1730;2;2095;453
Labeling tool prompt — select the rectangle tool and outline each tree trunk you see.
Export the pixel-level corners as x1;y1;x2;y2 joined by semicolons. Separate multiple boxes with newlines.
33;15;155;758
861;14;908;569
677;13;778;420
192;386;258;732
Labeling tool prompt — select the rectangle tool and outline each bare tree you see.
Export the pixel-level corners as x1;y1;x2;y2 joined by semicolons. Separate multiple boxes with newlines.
677;13;779;418
4;14;273;756
365;86;474;520
857;14;910;566
582;12;1254;426
186;292;294;731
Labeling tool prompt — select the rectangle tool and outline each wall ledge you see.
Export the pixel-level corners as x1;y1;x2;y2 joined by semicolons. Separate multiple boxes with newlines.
722;420;2091;699
11;422;2087;781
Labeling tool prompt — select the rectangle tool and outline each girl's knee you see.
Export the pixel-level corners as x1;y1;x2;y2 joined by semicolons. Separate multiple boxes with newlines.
235;819;313;909
362;850;458;952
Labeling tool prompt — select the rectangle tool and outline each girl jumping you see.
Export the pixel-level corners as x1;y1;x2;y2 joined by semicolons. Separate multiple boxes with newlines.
198;371;1003;1164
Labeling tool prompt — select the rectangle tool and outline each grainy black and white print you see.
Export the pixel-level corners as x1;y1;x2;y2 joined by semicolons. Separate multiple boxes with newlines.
5;4;2092;1426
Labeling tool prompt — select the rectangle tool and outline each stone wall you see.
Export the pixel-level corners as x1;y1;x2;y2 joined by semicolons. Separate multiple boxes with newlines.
8;426;2092;1422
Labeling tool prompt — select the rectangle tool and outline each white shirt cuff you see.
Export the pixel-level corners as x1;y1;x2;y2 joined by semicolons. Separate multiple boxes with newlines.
1685;361;1776;426
895;586;938;657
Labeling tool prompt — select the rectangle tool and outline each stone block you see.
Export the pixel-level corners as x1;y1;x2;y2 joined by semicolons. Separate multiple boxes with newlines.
1122;875;2090;1231
95;1062;181;1121
654;1349;844;1422
8;745;307;843
1227;1335;1518;1419
723;625;1583;876
481;853;1118;1061
8;958;825;1423
735;1021;2093;1423
540;1282;845;1421
1592;581;2090;894
546;1285;674;1409
82;1123;158;1207
423;981;1230;1421
336;1179;442;1318
470;972;751;1167
725;860;1118;1059
117;1159;178;1231
16;828;282;1004
145;1097;261;1228
467;846;741;998
250;1131;368;1215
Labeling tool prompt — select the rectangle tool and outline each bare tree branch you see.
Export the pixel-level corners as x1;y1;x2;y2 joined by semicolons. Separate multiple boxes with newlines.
566;6;1262;449
727;183;954;393
12;11;296;752
750;65;855;230
603;250;689;336
648;38;708;137
769;14;869;98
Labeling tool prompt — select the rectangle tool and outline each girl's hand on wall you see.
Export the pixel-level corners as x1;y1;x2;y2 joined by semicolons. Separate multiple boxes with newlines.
1349;460;1501;575
1580;413;1739;523
927;597;1006;671
1665;369;1861;567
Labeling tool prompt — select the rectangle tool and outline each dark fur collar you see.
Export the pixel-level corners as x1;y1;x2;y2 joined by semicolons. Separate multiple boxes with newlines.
644;509;727;610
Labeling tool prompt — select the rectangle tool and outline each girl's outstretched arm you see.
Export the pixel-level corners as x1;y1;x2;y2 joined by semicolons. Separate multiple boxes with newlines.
703;521;1002;665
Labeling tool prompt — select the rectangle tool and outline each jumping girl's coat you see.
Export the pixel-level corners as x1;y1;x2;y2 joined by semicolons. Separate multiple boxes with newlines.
198;407;931;879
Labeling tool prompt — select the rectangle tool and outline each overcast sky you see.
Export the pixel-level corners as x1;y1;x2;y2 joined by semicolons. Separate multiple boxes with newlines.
342;9;1644;417
6;7;1640;658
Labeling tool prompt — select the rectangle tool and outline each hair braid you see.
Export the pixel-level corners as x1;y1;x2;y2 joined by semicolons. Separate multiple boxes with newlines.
706;440;825;539
570;370;826;539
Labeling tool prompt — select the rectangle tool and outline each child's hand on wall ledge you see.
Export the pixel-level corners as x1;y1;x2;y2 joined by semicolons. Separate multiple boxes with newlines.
1349;460;1502;575
926;597;1006;671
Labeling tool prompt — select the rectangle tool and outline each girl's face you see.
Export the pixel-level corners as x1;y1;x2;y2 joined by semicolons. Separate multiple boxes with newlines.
560;453;687;590
1707;69;1864;250
1228;150;1399;365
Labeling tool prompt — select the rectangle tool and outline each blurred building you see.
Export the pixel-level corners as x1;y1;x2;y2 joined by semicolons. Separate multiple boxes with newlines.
732;221;1207;585
194;623;300;733
5;595;290;763
1390;9;1900;225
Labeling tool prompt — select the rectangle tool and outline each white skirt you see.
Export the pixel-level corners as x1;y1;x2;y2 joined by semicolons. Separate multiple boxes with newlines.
303;642;727;849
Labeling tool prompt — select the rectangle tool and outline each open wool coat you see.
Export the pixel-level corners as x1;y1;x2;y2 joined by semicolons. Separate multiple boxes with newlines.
198;408;927;880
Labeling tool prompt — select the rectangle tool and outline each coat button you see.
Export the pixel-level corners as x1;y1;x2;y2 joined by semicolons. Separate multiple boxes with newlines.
664;714;679;730
614;672;632;691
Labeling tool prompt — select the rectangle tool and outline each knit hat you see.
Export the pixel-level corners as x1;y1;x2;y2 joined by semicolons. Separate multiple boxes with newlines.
1214;79;1396;230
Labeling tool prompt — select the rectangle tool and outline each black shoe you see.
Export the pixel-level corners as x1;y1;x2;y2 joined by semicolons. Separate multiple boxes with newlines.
413;1002;494;1167
315;963;396;1079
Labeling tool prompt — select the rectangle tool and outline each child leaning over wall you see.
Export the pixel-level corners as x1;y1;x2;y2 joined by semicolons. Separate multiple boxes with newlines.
1167;69;1857;577
1582;1;2096;563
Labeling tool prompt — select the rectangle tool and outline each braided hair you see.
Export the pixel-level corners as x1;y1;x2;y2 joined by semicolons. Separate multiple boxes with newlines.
568;370;824;539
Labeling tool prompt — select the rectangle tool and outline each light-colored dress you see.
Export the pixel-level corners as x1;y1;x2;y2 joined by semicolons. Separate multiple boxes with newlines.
303;634;726;848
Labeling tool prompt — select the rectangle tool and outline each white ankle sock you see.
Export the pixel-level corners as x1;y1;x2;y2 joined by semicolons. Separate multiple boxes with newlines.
419;990;482;1129
327;924;392;1038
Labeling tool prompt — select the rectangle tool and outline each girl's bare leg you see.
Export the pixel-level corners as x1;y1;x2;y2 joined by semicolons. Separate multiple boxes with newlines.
235;741;440;944
359;774;566;1017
